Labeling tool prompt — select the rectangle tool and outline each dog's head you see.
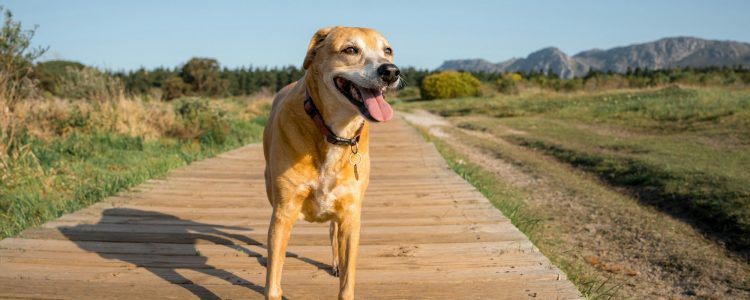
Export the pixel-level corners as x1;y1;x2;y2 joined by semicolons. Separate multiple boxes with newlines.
303;26;399;123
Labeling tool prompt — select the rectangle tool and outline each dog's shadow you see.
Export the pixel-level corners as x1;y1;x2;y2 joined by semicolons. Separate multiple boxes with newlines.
58;208;331;300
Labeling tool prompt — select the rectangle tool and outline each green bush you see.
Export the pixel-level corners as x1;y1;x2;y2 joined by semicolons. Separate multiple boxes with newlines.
34;60;85;95
396;86;420;99
52;105;90;135
561;78;583;92
420;71;480;100
172;98;230;145
56;66;124;101
161;76;189;100
496;73;523;95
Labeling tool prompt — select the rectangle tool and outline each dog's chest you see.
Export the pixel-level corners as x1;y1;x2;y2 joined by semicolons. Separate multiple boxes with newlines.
302;147;360;221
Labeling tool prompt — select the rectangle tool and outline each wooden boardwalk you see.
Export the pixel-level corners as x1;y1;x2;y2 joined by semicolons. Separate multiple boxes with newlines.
0;118;581;299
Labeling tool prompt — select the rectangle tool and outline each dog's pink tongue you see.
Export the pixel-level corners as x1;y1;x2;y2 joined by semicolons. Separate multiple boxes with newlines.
358;87;393;122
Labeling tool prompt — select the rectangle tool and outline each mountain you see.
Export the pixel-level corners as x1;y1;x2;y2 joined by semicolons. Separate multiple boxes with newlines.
437;37;750;78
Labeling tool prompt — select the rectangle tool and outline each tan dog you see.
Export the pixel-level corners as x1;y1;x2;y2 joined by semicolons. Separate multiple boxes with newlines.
262;27;400;300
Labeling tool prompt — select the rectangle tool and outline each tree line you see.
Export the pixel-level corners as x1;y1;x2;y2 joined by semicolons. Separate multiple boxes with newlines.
33;56;750;101
473;66;750;94
34;57;431;100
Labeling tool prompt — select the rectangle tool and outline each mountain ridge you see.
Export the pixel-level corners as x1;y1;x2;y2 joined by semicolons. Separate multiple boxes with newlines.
437;37;750;78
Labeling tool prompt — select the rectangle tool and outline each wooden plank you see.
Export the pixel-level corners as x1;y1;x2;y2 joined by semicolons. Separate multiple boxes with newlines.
18;224;527;246
50;203;505;221
0;262;566;286
0;239;537;258
46;215;507;228
0;249;555;272
0;277;580;300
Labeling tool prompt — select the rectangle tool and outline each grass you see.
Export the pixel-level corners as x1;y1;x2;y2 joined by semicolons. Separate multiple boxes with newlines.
405;86;750;132
397;86;750;298
509;134;749;249
1;96;270;239
398;86;750;255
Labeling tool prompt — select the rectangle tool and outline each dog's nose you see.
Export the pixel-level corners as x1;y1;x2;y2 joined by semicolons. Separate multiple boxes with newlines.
377;64;400;84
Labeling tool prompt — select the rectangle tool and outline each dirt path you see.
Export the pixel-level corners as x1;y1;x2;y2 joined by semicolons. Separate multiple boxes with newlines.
0;117;581;299
401;110;750;299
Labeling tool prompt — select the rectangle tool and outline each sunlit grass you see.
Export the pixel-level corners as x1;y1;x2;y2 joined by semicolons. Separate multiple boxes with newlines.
397;86;750;252
1;96;270;238
399;86;750;298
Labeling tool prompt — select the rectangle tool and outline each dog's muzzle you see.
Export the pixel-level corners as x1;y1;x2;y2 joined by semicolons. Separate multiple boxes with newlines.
377;63;400;85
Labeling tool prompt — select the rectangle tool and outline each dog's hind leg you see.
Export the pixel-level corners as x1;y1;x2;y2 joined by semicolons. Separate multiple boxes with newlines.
265;203;302;300
329;221;340;277
336;212;361;300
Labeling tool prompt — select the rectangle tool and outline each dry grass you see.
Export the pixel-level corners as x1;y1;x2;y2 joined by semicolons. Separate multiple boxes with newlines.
4;93;272;142
398;87;750;298
7;97;171;141
1;93;272;238
405;111;750;299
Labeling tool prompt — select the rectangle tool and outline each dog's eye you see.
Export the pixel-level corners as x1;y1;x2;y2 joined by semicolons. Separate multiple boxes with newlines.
384;47;393;55
342;47;359;55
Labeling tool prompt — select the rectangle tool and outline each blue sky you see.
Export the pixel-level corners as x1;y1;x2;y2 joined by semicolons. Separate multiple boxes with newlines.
4;0;750;70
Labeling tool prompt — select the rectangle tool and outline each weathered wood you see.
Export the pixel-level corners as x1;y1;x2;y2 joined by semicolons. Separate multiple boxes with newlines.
0;117;581;299
0;277;580;300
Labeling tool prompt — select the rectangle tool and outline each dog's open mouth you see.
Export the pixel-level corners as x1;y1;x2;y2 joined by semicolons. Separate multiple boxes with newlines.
334;77;393;122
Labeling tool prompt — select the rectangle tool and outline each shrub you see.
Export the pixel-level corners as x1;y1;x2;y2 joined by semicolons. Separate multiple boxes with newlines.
161;76;190;100
52;105;90;135
171;98;230;145
34;60;85;96
561;78;583;92
496;73;523;95
396;86;420;99
478;83;498;97
56;66;124;101
420;72;480;100
0;7;47;106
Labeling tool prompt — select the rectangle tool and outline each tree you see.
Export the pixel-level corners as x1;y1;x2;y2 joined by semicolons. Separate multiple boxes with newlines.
161;75;190;100
0;6;48;108
180;57;228;97
34;60;85;95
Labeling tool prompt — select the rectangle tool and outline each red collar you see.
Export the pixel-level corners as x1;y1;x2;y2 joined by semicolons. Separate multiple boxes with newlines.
303;96;364;146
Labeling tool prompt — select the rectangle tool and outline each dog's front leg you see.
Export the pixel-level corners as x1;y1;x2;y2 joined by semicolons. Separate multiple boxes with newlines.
265;203;301;300
336;210;361;300
329;221;340;277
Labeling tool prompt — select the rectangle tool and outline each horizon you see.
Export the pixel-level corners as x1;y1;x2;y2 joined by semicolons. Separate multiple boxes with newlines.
4;0;750;71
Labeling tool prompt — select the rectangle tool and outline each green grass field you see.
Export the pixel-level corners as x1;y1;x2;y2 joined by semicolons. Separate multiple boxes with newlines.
396;86;750;298
398;86;750;254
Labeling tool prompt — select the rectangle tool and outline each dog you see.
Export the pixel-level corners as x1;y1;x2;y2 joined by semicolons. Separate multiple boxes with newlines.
262;26;400;300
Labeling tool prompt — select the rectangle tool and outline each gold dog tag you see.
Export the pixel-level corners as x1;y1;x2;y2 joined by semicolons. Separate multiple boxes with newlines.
349;152;362;180
349;143;362;181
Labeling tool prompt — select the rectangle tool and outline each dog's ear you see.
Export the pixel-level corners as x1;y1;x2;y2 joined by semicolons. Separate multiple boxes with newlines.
303;27;334;70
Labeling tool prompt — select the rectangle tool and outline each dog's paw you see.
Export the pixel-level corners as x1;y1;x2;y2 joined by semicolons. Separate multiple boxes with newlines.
331;265;339;277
